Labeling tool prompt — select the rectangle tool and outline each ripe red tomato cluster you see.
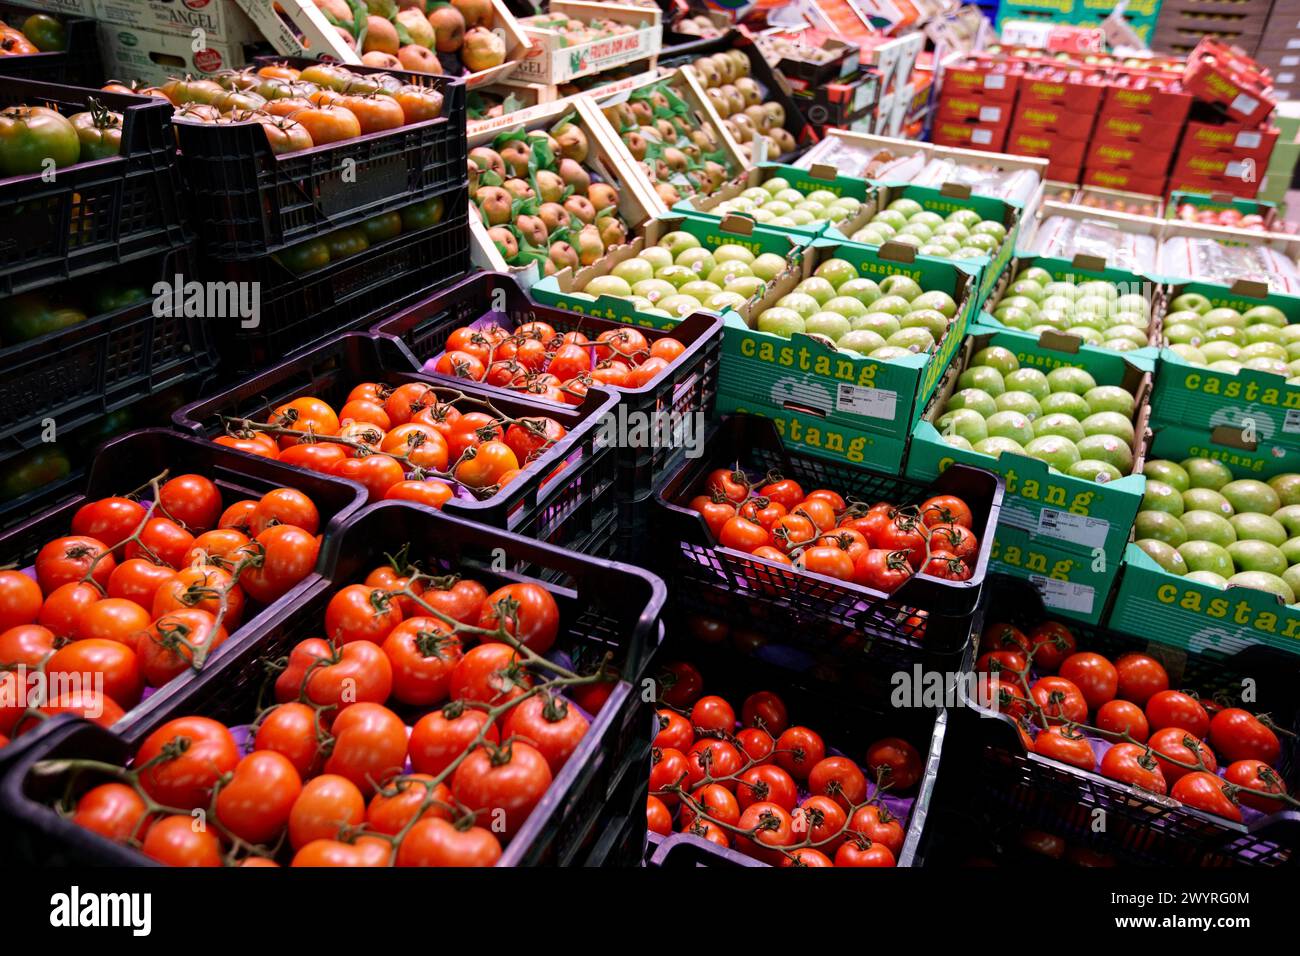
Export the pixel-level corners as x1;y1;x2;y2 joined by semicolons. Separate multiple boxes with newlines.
648;660;924;867
689;468;978;591
0;476;323;746
64;561;599;867
434;320;683;404
981;620;1289;821
213;382;570;503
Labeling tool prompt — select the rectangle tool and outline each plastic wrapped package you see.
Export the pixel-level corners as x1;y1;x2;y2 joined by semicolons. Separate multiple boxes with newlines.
794;136;928;181
1158;236;1300;294
1030;215;1159;275
911;159;1040;207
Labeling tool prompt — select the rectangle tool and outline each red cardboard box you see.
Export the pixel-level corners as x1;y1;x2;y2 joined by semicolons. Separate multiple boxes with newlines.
1086;139;1175;177
940;58;1022;103
1006;128;1088;166
1182;117;1279;164
936;94;1012;126
1171;150;1267;187
1092;112;1185;151
1017;71;1108;114
1102;80;1194;124
1082;165;1168;195
931;117;1011;151
1012;102;1097;140
1167;169;1262;198
1046;160;1083;182
1183;37;1277;126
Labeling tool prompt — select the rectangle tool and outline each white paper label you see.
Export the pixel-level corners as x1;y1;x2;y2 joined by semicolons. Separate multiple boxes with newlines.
1030;575;1096;614
1236;131;1262;148
1036;509;1110;549
1226;160;1249;179
971;128;993;144
836;384;897;420
1283;56;1300;68
1280;72;1297;85
1284;409;1300;434
979;106;1002;122
985;73;1006;90
1289;38;1300;49
1231;93;1259;116
854;83;873;111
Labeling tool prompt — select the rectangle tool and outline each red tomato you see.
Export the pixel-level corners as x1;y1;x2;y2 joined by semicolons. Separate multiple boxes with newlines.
159;474;223;532
865;737;922;791
1145;690;1210;739
323;702;409;794
137;609;228;686
689;695;736;733
71;498;147;552
1099;742;1166;794
135;716;239;809
835;835;896;867
449;643;530;706
125;518;194;569
215;750;303;845
758;478;804;511
1113;653;1169;706
921;550;972;581
477;582;560;654
740;691;788;735
808;756;868;810
735;763;798;812
847;803;905;856
324;584;404;645
653;709;694;752
1032;726;1096;771
142;815;223;867
395;818;501;867
854;548;913;593
659;661;703;708
796;794;847;852
288;774;366;850
501;693;591;774
774;726;826;781
451;740;553;838
681;783;740;830
366;775;452;835
734;801;795;862
1224;759;1288;812
736;727;774;762
274;637;392;709
650;747;691;805
920;494;972;528
1095;699;1149;743
1208;708;1281;765
72;783;149;844
381;617;462;707
1031;676;1088;724
36;535;115;592
1059;652;1119;711
1171;771;1242;822
1147;726;1218;784
1025;621;1076;672
409;705;499;776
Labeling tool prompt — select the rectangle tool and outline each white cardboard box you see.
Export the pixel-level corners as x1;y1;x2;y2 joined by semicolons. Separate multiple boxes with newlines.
94;0;259;44
98;21;256;84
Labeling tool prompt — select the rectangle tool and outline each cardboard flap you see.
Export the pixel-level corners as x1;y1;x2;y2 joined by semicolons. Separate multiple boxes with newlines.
1230;278;1269;298
720;212;756;236
939;181;972;200
1071;253;1106;272
809;163;838;181
1210;425;1258;452
1037;330;1082;354
878;240;917;264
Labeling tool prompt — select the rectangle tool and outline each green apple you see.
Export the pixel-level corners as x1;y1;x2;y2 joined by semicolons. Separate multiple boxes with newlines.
756;307;805;337
1273;504;1300;536
714;245;756;267
658;294;704;317
675;248;716;275
837;329;887;354
659;231;701;257
853;313;901;337
1170;292;1211;314
1182;457;1233;490
871;295;913;317
1045;367;1097;396
1003;368;1050;401
1040;392;1091;419
887;198;923;217
585;275;631;297
1081;411;1134;444
708;262;752;287
1181;509;1237;547
796;277;836;306
1144;459;1190;491
706;291;749;312
1137;510;1187;547
1221;479;1281;515
901;308;950;341
910;290;958;318
1230;571;1295;603
1143;481;1185;516
957;365;1005;396
1227;539;1288;576
1017;266;1052;285
814;258;858;288
946;387;998;418
612;258;655;285
725;276;767;300
938;408;988;444
972;346;1019;376
1026;435;1080;472
948;209;982;229
1083;386;1135;418
631;278;677;303
986;410;1035;445
996;390;1042;419
1069;459;1123;482
1178;540;1234;577
888;327;936;352
1185;570;1229;588
776;292;819;319
1270;473;1300;506
878;275;923;301
1137;539;1188;574
805;311;852;341
1244;304;1288;327
750;253;788;281
1076;433;1132;474
1230;512;1288;547
837;278;882;308
1034;413;1086;443
763;176;791;195
679;280;722;301
973;436;1027;458
639;247;674;270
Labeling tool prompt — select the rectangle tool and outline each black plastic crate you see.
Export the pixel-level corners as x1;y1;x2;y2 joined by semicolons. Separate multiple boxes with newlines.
0;3;102;85
371;272;723;503
0;428;367;735
653;413;1004;657
659;31;817;164
0;244;217;456
0;500;666;866
582;738;654;867
176;56;466;259
0;77;188;295
641;636;953;867
945;575;1300;867
207;189;470;374
173;333;619;557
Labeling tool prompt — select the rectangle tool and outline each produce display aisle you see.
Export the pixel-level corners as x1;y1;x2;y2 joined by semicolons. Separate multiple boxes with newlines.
0;0;1298;888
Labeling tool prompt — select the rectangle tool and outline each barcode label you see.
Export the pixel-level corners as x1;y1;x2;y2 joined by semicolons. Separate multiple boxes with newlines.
1230;93;1259;117
1037;509;1110;549
1030;575;1096;614
836;384;897;420
1284;409;1300;434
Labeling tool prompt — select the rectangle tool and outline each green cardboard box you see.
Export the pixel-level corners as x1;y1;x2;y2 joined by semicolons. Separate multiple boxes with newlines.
673;162;879;243
906;322;1154;563
711;236;979;471
1107;425;1300;656
988;521;1121;626
1149;280;1300;446
530;212;808;331
979;253;1163;365
832;183;1021;313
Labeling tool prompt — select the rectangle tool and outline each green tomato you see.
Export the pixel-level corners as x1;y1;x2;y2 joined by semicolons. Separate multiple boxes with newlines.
0;105;81;175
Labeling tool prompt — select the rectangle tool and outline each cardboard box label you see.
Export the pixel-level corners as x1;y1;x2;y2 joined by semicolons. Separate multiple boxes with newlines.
985;74;1006;90
979;106;1003;122
836;384;897;419
971;128;993;145
1030;575;1097;615
1037;509;1110;549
